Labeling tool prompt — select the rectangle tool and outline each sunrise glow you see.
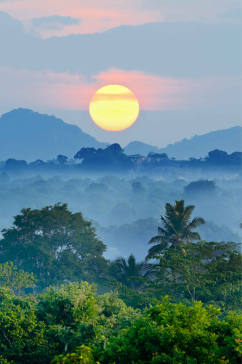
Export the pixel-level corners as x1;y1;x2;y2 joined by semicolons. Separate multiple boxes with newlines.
89;85;139;131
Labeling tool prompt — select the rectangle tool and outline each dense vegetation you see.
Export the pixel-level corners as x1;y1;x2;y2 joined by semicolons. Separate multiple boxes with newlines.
0;201;241;363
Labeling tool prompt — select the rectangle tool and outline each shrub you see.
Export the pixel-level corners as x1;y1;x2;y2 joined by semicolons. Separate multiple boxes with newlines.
98;298;242;364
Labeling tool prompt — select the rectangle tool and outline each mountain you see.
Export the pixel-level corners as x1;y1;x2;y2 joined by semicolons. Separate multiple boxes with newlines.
0;109;108;161
124;126;242;159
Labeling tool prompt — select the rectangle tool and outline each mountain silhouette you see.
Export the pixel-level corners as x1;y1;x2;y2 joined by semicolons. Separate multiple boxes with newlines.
124;126;242;159
0;109;108;161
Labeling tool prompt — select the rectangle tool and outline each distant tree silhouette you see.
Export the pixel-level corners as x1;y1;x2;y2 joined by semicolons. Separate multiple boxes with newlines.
57;155;68;164
29;159;45;166
74;147;96;160
74;144;134;171
205;150;242;165
184;180;216;197
5;159;28;169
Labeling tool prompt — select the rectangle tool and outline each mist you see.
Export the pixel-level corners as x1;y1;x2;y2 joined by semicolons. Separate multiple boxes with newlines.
0;160;241;261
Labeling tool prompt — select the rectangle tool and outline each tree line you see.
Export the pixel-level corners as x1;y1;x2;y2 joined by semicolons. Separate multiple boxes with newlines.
1;145;241;173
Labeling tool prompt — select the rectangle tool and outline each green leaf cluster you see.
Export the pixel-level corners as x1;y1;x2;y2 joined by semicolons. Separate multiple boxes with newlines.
99;298;242;364
0;204;108;290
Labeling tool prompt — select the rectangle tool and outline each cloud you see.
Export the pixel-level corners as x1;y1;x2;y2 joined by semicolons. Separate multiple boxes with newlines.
0;16;240;79
0;66;239;112
32;15;81;30
0;0;162;37
218;8;242;22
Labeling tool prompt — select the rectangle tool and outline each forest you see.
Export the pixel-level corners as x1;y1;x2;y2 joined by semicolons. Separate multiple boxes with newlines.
0;144;241;363
0;200;241;363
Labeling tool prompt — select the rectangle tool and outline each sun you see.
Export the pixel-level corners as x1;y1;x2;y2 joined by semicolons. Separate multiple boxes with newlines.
89;85;139;131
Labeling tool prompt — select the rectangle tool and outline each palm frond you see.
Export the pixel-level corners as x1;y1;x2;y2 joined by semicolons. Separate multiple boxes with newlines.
182;205;195;224
186;231;202;241
187;217;205;230
158;226;168;235
148;235;169;245
146;242;168;260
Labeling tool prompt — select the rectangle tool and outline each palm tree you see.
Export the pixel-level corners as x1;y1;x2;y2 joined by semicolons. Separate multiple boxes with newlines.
109;254;155;290
146;200;205;260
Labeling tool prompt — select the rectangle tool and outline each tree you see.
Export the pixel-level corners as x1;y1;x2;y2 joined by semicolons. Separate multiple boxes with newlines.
51;345;96;364
146;200;205;260
148;241;241;309
109;254;154;290
184;180;216;197
74;144;134;171
99;298;242;364
5;159;28;169
0;203;108;290
57;155;68;164
0;288;57;363
29;159;45;166
74;148;97;160
205;149;229;164
0;261;36;295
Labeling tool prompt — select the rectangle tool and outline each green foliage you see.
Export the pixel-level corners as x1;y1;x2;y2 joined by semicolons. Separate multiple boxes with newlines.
36;282;140;354
0;204;108;290
0;288;57;364
51;345;97;364
37;282;98;327
106;281;156;310
99;298;242;364
0;261;36;295
109;254;155;290
0;357;12;364
147;242;242;312
96;292;140;337
146;199;205;260
36;282;99;353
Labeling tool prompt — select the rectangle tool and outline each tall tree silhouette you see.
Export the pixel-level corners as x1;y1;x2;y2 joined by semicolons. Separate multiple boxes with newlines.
146;200;205;260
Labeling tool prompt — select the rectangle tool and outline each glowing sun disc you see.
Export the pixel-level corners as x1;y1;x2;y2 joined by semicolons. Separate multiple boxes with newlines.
89;85;139;131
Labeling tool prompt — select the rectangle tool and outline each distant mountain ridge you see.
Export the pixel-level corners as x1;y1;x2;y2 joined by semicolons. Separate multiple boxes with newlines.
0;109;108;161
124;126;242;159
0;109;241;162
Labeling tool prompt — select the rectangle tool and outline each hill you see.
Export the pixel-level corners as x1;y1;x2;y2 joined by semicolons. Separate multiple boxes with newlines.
124;126;242;159
0;109;108;161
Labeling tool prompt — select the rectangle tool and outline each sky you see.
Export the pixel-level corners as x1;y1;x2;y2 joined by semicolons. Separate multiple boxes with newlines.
0;0;241;146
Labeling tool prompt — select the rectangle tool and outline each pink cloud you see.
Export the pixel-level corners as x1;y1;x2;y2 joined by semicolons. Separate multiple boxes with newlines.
0;0;163;37
0;0;238;37
0;66;238;111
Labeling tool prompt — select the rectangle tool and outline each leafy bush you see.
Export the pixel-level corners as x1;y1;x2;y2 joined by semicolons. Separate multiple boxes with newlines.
51;345;97;364
98;298;242;364
96;292;140;337
0;288;57;364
